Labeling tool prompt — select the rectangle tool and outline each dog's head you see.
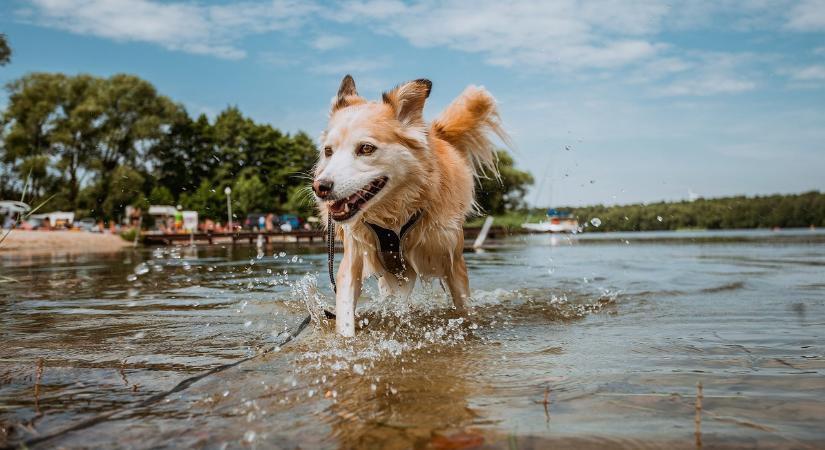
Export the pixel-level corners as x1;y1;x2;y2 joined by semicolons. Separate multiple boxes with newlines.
314;75;432;223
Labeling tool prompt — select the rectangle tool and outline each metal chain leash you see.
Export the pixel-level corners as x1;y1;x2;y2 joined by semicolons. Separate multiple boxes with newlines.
327;215;336;293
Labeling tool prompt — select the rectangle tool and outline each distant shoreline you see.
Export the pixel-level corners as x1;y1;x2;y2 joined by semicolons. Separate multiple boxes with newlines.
0;230;131;255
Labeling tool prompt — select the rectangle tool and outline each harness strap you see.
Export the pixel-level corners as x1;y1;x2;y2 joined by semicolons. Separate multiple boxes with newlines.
326;211;422;294
366;211;422;277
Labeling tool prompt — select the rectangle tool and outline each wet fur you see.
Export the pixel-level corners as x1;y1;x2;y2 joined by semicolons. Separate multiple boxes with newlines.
315;75;507;336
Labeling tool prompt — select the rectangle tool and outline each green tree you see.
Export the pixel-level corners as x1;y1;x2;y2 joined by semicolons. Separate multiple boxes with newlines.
81;164;146;220
51;75;102;209
180;180;224;221
150;112;216;196
148;185;174;205
564;190;825;232
0;33;10;66
233;174;267;216
1;73;64;199
91;74;180;218
1;73;180;217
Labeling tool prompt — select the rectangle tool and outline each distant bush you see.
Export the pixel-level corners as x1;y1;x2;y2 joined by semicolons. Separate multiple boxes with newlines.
547;191;825;232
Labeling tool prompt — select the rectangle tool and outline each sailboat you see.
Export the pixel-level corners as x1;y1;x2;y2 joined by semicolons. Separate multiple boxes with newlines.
520;147;579;233
521;208;579;233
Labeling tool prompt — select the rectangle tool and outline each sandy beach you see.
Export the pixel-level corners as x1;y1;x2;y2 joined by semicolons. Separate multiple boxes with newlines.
0;230;131;254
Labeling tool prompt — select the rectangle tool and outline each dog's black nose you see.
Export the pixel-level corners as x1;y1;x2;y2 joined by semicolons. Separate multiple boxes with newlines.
313;179;334;199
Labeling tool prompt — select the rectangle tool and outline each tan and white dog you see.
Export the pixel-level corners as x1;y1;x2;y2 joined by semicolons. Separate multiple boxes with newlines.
313;75;507;337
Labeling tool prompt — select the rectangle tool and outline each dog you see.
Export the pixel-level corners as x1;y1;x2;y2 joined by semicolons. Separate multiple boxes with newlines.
313;75;507;337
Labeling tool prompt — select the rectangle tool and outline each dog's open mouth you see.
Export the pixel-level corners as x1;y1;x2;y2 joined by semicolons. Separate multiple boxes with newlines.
327;176;388;221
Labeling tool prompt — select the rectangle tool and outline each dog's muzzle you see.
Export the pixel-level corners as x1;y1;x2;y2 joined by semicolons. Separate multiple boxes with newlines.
326;176;388;221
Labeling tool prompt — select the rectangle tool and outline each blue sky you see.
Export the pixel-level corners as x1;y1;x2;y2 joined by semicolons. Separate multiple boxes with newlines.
1;0;824;206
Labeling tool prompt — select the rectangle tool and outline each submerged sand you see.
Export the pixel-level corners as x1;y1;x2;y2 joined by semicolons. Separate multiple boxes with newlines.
0;230;131;254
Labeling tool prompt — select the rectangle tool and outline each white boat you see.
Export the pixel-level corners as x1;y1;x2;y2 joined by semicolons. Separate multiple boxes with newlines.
522;209;579;233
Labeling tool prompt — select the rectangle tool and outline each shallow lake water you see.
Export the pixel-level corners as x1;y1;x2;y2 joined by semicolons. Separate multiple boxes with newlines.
1;229;824;449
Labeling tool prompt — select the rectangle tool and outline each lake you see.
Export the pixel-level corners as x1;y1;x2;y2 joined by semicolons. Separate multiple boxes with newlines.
1;229;824;449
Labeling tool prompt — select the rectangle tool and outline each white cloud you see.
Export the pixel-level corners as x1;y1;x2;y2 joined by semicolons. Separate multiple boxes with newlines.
308;57;390;75
19;0;316;59
333;0;669;71
257;51;300;67
646;52;762;96
786;65;825;81
311;34;350;51
656;76;756;96
786;0;825;31
14;0;825;99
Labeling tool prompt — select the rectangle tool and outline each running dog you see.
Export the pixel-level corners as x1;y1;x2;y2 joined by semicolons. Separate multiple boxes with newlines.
313;75;507;336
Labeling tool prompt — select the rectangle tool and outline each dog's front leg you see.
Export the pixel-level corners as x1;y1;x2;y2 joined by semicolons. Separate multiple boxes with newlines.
445;237;470;314
335;238;364;337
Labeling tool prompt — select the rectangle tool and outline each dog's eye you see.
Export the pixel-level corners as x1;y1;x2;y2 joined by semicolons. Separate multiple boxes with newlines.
357;143;377;156
323;146;333;157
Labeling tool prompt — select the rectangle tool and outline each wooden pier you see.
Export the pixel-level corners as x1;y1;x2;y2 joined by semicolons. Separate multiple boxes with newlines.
141;226;526;247
141;229;323;246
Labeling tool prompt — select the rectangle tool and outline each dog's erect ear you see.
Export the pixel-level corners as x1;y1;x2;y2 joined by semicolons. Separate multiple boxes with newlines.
331;74;362;113
338;74;357;98
382;79;432;126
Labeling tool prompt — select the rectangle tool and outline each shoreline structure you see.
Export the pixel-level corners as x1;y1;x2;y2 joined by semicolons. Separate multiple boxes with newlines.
0;230;131;255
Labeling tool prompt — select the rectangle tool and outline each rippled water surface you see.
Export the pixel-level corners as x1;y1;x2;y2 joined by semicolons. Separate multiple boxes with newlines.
2;229;824;449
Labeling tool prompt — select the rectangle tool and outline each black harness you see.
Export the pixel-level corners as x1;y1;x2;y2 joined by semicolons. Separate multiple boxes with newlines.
327;211;422;293
366;211;422;278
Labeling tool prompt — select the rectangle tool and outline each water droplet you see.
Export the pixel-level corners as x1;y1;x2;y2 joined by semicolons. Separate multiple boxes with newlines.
134;263;150;276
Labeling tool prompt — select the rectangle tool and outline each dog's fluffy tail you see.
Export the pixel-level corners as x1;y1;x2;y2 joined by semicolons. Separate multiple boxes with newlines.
432;86;509;179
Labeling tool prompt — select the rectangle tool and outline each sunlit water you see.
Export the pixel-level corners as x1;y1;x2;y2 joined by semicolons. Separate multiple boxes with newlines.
1;230;824;449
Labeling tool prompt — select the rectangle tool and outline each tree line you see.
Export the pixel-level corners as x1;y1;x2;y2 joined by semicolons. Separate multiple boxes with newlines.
550;191;825;232
0;71;532;223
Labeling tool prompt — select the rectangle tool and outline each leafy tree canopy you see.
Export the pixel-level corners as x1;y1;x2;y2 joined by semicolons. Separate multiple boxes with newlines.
0;34;10;66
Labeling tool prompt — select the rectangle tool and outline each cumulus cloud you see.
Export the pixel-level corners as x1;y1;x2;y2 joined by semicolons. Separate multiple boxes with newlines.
308;57;390;75
310;35;351;51
655;76;756;97
332;0;669;71
650;53;761;96
14;0;824;97
784;65;825;81
786;0;825;31
18;0;317;59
